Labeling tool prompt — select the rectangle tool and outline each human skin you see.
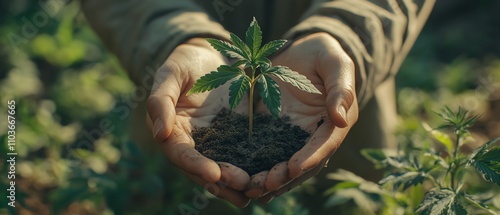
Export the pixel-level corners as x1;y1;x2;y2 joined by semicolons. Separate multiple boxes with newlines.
146;38;252;207
245;32;359;202
146;32;358;207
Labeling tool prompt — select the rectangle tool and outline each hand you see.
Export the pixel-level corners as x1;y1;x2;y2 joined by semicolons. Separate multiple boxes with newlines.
245;33;359;202
146;38;251;207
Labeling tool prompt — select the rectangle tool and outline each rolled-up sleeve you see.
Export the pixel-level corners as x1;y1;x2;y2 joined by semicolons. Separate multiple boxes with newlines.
284;0;435;108
80;0;230;84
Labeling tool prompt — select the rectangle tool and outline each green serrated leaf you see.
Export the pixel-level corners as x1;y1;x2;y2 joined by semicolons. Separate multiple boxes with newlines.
206;38;247;60
463;114;480;129
385;156;412;170
187;65;241;95
325;189;380;214
257;39;287;59
379;171;425;190
462;194;496;214
416;189;455;215
256;58;272;73
246;17;263;56
228;75;250;109
327;169;369;184
327;169;386;196
230;33;252;60
265;66;322;94
359;183;386;197
450;198;468;215
468;138;500;185
257;74;281;118
437;106;480;136
324;181;360;195
468;138;500;165
432;130;454;154
478;147;500;163
490;160;500;173
361;149;388;167
232;59;248;68
472;156;500;186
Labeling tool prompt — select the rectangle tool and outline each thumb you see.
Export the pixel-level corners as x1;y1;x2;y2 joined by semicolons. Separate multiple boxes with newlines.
326;86;356;128
318;48;357;128
147;64;183;143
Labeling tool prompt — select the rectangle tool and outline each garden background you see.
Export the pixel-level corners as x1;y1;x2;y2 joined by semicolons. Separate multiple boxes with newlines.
1;0;499;214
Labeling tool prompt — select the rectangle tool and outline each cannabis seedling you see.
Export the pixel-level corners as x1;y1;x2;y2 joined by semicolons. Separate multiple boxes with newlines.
187;18;321;138
359;106;500;214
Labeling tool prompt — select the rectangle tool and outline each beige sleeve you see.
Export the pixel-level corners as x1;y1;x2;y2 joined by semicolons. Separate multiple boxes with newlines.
284;0;435;108
80;0;230;85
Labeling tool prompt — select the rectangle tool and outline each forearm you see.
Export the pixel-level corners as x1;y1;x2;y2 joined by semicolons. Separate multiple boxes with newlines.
284;0;435;108
80;0;230;85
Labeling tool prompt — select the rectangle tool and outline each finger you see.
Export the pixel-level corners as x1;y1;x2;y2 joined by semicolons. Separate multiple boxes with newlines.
258;170;321;203
186;172;251;208
162;121;221;183
264;162;290;191
261;153;326;196
288;120;344;179
147;65;183;143
318;44;357;128
217;162;250;191
274;163;323;197
245;171;268;198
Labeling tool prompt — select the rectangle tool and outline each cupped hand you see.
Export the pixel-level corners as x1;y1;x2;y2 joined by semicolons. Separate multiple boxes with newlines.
146;38;251;207
245;33;359;202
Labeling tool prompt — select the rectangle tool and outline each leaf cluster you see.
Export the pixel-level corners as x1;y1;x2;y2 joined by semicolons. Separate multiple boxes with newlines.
187;18;321;118
324;169;390;215
436;106;480;137
351;107;500;214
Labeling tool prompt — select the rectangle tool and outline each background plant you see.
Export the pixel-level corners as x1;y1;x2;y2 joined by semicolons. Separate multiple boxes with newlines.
1;0;499;214
326;107;500;214
187;18;321;138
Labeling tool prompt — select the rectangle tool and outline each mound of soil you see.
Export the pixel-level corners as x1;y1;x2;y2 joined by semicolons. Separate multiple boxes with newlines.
192;109;310;175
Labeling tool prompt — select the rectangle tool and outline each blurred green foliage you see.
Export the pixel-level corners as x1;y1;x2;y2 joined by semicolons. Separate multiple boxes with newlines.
0;0;499;214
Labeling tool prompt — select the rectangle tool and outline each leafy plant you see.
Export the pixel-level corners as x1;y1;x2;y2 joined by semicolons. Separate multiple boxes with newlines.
251;192;309;215
324;169;393;215
187;18;321;138
328;106;500;214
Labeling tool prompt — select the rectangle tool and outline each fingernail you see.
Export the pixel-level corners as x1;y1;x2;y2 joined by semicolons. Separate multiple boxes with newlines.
338;106;348;125
324;158;330;168
153;118;163;138
265;196;275;204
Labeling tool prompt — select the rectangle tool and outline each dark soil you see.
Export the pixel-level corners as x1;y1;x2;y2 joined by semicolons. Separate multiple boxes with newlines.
193;109;310;175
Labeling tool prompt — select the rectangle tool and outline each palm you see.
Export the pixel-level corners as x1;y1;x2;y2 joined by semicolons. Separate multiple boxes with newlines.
157;42;249;131
247;33;358;200
173;46;235;128
147;38;250;207
261;57;328;133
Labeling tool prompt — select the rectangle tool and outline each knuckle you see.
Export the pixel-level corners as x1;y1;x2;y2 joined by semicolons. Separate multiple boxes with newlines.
339;53;354;70
163;60;182;74
146;95;160;113
340;87;356;107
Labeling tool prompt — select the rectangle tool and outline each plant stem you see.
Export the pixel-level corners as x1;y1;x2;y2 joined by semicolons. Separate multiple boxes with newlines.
249;81;254;139
450;133;461;191
454;132;461;161
247;65;258;140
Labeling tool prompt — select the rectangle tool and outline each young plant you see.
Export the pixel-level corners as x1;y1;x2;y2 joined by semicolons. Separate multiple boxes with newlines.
327;106;500;214
187;18;321;138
